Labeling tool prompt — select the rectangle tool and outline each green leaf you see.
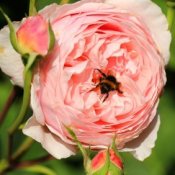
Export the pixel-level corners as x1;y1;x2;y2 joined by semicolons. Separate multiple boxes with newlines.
24;165;57;175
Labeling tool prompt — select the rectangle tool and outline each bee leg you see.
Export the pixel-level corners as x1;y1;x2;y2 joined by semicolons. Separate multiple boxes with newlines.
95;69;107;78
90;83;100;92
102;93;109;102
118;89;123;94
118;83;123;94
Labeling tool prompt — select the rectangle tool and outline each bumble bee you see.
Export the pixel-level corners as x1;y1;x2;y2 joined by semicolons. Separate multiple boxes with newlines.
93;69;123;102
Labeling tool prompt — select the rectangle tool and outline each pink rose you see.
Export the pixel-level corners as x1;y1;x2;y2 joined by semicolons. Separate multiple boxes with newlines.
0;0;171;160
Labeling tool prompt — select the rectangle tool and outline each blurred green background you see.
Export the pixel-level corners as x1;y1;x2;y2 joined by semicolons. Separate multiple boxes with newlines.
0;0;175;174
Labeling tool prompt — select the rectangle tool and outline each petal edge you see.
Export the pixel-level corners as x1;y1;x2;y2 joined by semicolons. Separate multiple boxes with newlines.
121;115;160;161
23;116;76;159
0;22;24;87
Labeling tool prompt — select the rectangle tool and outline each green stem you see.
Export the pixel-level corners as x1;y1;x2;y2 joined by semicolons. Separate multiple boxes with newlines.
8;68;32;136
29;0;37;16
7;54;36;159
167;1;175;30
12;137;34;160
15;155;54;169
8;54;36;136
8;68;32;159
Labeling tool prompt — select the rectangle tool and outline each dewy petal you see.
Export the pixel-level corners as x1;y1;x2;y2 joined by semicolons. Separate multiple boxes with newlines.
103;0;171;64
0;22;24;87
23;116;76;159
121;115;160;161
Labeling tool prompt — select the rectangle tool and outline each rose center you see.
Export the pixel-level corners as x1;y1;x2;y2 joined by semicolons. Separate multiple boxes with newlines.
92;69;123;102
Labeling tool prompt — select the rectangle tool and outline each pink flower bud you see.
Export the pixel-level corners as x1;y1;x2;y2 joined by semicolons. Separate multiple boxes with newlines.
17;15;50;56
91;149;123;175
109;149;123;170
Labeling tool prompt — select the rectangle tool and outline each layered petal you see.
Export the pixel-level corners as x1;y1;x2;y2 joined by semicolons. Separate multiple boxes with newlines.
76;0;171;64
103;0;171;64
0;23;24;87
23;116;76;159
20;1;170;161
121;115;160;161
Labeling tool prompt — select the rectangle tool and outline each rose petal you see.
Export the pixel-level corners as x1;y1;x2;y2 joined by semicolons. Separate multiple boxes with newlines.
103;0;171;64
0;22;24;87
23;116;76;159
31;74;46;125
71;0;171;64
121;115;160;161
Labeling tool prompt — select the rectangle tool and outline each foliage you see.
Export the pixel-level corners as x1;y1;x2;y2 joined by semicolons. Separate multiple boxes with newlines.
0;0;175;174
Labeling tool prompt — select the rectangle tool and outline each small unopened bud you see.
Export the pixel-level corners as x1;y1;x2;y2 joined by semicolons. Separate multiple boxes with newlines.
17;15;55;56
1;8;55;57
90;149;123;175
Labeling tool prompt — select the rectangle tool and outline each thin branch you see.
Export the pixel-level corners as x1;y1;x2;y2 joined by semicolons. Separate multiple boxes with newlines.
15;155;54;169
8;134;13;161
11;137;34;160
0;86;20;126
3;155;54;173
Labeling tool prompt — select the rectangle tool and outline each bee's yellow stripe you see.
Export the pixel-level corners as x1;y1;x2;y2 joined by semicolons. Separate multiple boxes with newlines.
101;79;117;89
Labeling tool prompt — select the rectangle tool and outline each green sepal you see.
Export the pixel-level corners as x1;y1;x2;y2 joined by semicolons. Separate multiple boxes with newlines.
108;160;123;175
65;127;87;158
48;21;56;52
65;127;91;173
0;8;23;54
111;135;122;161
